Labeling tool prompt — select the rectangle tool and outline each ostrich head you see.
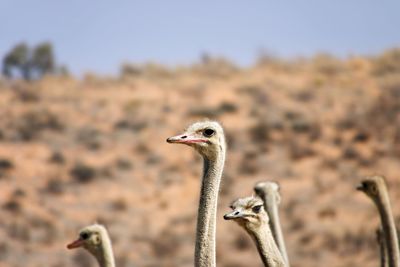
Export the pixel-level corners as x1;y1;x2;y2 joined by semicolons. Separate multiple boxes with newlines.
166;120;226;160
254;181;281;204
67;224;109;255
357;175;388;200
224;196;268;232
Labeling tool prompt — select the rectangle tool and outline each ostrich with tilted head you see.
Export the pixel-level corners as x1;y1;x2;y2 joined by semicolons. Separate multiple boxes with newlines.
224;196;285;267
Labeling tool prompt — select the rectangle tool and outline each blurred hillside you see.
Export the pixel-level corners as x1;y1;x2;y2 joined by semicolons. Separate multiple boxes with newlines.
0;49;400;267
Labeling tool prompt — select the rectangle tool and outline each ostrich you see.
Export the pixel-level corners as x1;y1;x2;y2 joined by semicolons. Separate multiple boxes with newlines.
224;196;285;267
357;175;400;267
254;181;290;267
67;224;116;267
167;120;226;267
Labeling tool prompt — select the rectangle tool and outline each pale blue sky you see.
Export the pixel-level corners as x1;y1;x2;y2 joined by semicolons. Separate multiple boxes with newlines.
1;0;399;75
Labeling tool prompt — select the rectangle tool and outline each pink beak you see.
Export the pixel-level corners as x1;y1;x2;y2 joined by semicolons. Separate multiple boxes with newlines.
166;134;207;144
67;238;84;249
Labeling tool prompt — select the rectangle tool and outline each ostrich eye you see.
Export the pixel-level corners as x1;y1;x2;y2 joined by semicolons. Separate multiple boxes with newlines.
80;232;90;240
203;128;215;137
370;185;378;195
252;205;263;213
359;181;367;190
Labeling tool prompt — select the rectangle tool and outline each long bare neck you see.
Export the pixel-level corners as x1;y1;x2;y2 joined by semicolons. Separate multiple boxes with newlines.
92;235;116;267
260;192;290;267
376;227;388;267
248;225;286;267
195;150;225;267
374;188;400;267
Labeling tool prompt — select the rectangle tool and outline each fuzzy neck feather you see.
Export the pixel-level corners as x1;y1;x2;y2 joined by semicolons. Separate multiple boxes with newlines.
374;188;400;267
261;192;290;267
195;145;225;267
247;225;286;267
89;234;116;267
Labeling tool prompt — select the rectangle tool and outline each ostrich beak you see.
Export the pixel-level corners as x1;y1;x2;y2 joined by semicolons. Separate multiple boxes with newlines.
224;210;245;220
166;133;207;144
67;238;84;249
356;182;366;191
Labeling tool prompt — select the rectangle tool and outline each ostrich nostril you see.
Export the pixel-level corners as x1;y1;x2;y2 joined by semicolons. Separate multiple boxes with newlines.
181;135;187;139
234;211;239;216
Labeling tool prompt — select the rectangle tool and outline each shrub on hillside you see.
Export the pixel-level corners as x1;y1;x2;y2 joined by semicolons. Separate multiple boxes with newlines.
70;163;96;183
193;54;239;78
45;179;65;195
0;158;14;178
13;109;63;141
311;53;344;76
372;48;400;76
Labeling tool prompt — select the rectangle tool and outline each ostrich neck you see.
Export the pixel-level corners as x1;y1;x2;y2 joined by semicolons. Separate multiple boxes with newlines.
92;237;116;267
249;226;285;267
262;195;290;267
376;227;388;267
375;191;400;267
195;151;225;267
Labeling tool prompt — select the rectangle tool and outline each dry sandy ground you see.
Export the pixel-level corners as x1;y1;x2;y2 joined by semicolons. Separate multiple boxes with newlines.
0;51;399;267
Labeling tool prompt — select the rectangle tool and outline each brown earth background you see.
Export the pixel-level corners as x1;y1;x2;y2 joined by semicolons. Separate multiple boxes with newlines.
0;51;400;267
